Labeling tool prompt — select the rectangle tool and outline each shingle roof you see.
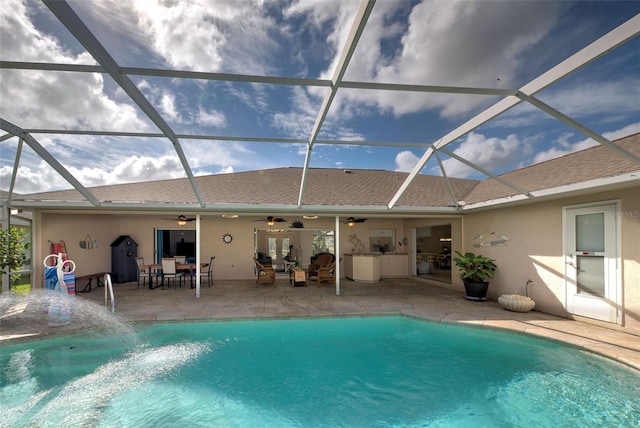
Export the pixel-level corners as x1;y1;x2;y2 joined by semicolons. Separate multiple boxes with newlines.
10;133;639;212
463;133;640;205
14;168;478;208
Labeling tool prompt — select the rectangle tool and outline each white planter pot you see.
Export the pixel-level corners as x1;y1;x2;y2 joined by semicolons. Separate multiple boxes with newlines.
498;294;535;313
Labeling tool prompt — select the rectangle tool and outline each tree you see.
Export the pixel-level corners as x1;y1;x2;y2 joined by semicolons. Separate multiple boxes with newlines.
0;226;30;284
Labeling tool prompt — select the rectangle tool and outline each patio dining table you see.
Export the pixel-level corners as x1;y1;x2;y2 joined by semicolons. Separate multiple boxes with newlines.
142;262;209;289
177;262;209;289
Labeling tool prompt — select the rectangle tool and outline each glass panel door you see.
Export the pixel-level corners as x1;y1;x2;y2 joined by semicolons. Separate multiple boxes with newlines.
575;212;605;296
576;256;604;295
564;204;619;323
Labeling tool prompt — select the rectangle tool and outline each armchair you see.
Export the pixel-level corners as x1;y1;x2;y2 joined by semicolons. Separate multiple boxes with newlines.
253;258;276;287
308;253;335;278
316;261;337;286
256;252;272;266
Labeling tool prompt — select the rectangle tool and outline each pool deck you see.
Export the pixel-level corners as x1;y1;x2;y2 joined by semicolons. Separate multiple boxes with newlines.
2;277;640;372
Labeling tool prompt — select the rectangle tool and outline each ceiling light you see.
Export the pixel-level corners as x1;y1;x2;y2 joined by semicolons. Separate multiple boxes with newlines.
303;215;318;219
267;220;275;226
222;214;239;218
178;219;187;226
348;220;355;227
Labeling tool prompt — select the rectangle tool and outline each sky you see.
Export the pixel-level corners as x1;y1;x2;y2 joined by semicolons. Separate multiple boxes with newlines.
1;0;639;194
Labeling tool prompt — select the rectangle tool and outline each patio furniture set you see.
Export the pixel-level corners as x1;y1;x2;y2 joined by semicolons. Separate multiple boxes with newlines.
136;256;214;290
253;252;338;287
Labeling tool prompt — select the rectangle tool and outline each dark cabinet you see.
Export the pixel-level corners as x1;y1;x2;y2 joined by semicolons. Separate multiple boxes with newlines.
110;235;138;283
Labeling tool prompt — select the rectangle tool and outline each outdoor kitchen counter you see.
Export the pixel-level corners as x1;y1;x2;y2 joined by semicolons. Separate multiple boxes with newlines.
344;254;409;283
344;254;380;283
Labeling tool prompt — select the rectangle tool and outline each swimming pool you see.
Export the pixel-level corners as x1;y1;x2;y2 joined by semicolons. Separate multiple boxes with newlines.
2;316;639;427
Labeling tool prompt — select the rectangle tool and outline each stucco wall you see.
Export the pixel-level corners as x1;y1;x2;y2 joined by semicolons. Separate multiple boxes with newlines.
36;212;118;287
463;187;639;333
32;188;638;335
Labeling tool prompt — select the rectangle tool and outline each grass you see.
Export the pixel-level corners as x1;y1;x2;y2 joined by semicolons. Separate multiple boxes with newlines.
10;283;31;294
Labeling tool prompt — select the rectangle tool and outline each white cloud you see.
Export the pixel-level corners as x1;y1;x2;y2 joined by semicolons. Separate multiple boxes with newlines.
492;77;640;130
0;0;149;132
217;166;234;174
602;123;640;141
197;108;227;128
532;122;640;164
284;0;361;80
160;93;179;121
336;0;563;119
440;132;532;178
181;140;255;170
78;0;280;75
1;163;67;194
541;79;640;119
3;155;185;194
109;155;185;184
394;151;419;172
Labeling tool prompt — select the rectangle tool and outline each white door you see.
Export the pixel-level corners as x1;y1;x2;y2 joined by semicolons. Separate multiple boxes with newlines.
564;203;619;323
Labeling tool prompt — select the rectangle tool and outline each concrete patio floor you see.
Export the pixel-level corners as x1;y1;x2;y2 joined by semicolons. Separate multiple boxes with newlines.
2;276;640;372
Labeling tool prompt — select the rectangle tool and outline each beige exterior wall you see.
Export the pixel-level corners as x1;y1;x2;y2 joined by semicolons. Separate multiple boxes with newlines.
35;212;118;287
463;187;640;334
31;187;637;334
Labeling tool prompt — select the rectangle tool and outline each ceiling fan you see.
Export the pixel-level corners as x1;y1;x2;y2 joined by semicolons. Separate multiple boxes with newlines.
344;217;367;226
164;215;196;225
254;216;287;226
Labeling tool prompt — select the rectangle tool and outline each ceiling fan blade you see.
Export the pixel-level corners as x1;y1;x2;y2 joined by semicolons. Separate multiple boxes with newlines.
253;216;287;222
344;217;367;223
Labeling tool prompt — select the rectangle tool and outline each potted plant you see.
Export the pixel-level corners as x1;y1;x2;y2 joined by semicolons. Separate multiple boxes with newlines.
453;251;497;301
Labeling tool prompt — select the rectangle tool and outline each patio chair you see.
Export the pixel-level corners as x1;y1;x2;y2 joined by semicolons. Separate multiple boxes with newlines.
317;259;341;287
161;258;184;289
308;253;334;278
253;258;276;287
136;257;154;289
256;252;272;266
199;256;215;287
174;255;188;274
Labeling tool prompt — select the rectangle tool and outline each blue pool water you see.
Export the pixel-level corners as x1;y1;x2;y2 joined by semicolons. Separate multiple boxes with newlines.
1;316;639;427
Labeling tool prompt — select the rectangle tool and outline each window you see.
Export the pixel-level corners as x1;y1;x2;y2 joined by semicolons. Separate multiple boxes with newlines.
282;237;290;260
312;231;334;255
268;237;277;260
370;229;395;253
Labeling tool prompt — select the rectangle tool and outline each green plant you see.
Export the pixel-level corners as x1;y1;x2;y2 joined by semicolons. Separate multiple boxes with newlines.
0;226;30;287
0;226;30;291
453;251;497;283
